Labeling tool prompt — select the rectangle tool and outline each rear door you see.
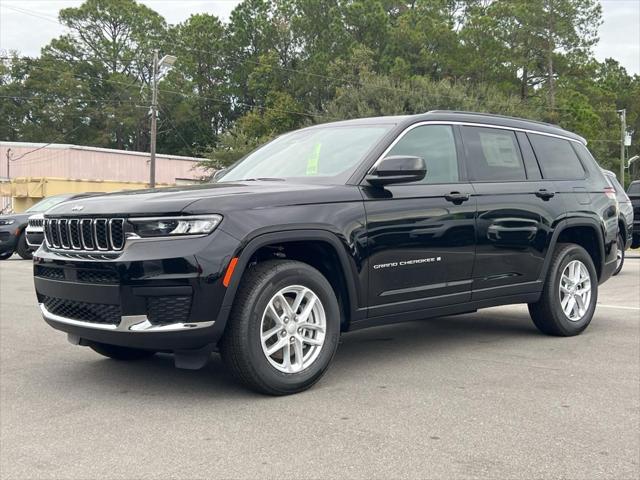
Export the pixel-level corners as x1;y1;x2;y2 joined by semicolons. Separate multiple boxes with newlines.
460;126;564;299
361;123;476;317
528;134;618;263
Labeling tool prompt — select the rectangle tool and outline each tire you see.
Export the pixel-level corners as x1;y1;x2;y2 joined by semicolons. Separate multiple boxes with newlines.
220;260;341;395
528;243;598;336
612;232;625;276
16;232;32;260
89;342;156;361
0;251;12;260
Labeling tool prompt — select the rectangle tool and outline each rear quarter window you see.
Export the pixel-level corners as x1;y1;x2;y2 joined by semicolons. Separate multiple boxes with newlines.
528;134;586;180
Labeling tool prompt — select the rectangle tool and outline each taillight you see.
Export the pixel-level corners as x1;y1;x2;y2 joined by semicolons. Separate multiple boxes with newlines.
604;186;617;201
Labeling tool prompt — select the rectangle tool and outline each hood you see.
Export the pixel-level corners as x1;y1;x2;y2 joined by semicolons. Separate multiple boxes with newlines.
45;181;360;217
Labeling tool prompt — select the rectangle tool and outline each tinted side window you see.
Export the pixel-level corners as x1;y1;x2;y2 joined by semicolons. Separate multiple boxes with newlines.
528;134;585;180
461;126;526;181
386;125;458;184
628;182;640;195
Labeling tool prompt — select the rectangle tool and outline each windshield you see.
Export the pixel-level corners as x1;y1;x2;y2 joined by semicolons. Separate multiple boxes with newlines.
218;124;392;183
26;195;69;213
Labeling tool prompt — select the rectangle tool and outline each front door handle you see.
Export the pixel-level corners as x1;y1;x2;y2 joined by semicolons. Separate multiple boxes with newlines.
444;192;470;204
535;189;555;200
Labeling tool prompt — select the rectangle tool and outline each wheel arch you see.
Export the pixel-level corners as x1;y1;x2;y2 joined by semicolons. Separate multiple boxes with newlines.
541;218;606;281
217;229;364;334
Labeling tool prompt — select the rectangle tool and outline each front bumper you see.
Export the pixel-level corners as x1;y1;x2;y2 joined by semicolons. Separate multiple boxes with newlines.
33;229;239;351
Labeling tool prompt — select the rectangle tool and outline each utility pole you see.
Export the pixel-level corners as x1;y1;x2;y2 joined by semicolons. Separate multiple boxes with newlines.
5;148;11;180
149;49;159;188
619;108;626;186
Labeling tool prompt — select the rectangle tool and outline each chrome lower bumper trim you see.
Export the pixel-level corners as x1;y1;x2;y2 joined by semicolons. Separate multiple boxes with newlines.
40;304;215;333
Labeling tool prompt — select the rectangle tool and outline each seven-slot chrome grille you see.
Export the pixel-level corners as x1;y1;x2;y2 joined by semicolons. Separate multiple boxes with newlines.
44;218;125;251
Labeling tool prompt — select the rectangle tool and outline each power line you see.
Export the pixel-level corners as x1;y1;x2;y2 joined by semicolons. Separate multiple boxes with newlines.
0;94;146;107
0;3;550;113
0;3;65;25
0;3;620;116
8;74;144;161
157;103;200;157
3;60;338;120
5;61;625;146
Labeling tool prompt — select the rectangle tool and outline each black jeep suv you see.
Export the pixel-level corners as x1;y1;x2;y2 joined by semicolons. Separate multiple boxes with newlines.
34;111;619;395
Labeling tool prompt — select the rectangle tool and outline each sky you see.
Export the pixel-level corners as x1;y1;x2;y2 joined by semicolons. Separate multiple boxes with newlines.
0;0;639;75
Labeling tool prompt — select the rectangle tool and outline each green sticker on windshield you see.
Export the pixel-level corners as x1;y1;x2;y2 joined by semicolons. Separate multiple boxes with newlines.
306;143;321;175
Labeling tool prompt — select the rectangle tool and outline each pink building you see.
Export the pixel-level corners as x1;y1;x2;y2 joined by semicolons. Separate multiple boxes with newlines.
0;141;209;184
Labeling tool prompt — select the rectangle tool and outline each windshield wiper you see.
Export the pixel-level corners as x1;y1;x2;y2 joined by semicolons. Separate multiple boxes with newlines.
237;177;286;182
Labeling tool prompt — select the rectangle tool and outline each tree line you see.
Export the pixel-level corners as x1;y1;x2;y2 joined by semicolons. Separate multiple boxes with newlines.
1;0;638;181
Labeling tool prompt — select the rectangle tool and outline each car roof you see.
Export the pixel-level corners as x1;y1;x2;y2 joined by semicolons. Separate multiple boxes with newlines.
309;110;586;144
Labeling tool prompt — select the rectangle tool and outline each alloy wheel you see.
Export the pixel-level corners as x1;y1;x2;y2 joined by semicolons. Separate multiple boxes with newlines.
558;260;592;321
260;285;326;373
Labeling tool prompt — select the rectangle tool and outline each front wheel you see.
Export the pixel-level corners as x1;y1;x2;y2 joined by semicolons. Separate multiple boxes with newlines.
89;342;156;361
220;260;341;395
16;232;32;260
612;232;625;276
528;243;598;336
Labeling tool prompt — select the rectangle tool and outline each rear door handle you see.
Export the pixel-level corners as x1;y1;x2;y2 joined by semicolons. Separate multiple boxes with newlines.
535;189;555;200
444;192;470;204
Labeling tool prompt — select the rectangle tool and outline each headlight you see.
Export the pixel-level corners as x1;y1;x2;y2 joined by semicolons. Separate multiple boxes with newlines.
0;219;15;226
128;215;222;238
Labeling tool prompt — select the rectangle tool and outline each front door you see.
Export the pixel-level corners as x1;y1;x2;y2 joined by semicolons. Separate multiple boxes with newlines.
361;123;476;318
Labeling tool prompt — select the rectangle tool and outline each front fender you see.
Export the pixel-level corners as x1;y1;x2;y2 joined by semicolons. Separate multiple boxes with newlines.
214;228;364;336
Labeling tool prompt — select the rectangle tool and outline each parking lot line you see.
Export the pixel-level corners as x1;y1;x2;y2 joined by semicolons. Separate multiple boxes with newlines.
597;303;640;311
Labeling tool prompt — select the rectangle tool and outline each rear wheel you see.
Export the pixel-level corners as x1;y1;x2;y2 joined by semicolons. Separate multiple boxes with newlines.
89;342;156;361
220;260;340;395
16;232;32;260
528;243;598;336
612;232;625;276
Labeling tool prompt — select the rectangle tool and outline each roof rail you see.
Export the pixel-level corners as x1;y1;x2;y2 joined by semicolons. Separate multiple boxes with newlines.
426;110;561;129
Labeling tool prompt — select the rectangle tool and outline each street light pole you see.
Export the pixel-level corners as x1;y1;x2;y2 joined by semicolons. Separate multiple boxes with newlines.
5;148;11;180
618;108;626;186
149;49;159;188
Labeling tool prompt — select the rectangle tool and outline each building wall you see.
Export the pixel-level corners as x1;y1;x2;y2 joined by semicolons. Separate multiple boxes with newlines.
0;142;212;212
0;177;174;212
0;143;209;184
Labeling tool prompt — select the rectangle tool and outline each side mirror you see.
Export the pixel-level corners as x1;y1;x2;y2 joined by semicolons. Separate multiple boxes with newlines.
366;155;426;187
212;169;227;182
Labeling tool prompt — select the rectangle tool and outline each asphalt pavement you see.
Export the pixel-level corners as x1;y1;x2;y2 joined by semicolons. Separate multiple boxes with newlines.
1;255;639;479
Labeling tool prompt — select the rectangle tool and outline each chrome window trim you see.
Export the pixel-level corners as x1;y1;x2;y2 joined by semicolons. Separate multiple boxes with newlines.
368;120;585;172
